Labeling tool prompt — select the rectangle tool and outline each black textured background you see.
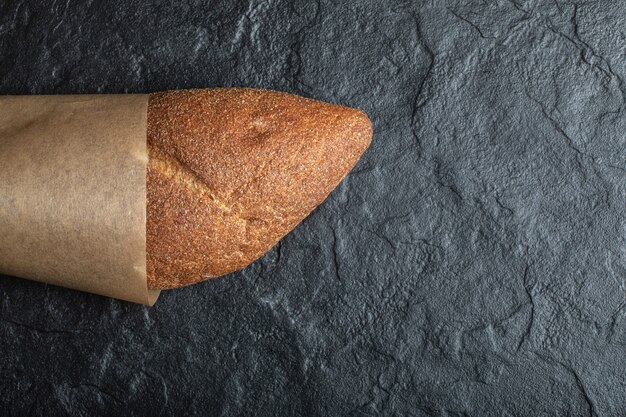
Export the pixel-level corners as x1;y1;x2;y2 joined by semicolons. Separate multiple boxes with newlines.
1;1;625;416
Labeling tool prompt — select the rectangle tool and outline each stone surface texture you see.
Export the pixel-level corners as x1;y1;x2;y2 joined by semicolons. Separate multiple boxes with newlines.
1;0;625;416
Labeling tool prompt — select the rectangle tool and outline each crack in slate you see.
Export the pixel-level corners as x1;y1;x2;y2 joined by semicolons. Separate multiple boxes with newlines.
410;15;435;153
1;318;94;337
287;0;321;94
330;227;342;281
572;370;596;417
534;353;596;417
76;383;124;406
517;263;535;351
446;7;495;40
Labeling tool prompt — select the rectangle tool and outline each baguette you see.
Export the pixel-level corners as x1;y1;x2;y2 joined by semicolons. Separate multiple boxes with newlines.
146;88;372;289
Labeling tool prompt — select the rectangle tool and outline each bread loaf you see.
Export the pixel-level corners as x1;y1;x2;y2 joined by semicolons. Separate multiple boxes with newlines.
146;88;372;289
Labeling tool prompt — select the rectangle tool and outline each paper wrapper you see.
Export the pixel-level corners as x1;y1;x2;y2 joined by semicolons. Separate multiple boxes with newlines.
0;95;160;305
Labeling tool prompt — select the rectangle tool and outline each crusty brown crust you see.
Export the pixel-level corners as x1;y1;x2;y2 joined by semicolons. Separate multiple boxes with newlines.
146;88;372;289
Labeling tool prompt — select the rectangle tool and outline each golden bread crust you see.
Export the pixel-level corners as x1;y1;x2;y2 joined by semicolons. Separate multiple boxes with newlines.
146;88;372;289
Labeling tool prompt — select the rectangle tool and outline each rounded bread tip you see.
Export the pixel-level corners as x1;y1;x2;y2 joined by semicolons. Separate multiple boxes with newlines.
351;108;374;149
146;88;372;289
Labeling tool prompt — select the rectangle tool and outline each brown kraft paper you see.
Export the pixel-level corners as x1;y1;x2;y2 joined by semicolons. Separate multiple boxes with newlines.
0;95;160;305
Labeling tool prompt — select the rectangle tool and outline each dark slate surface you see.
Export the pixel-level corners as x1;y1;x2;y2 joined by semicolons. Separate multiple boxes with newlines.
1;0;625;415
